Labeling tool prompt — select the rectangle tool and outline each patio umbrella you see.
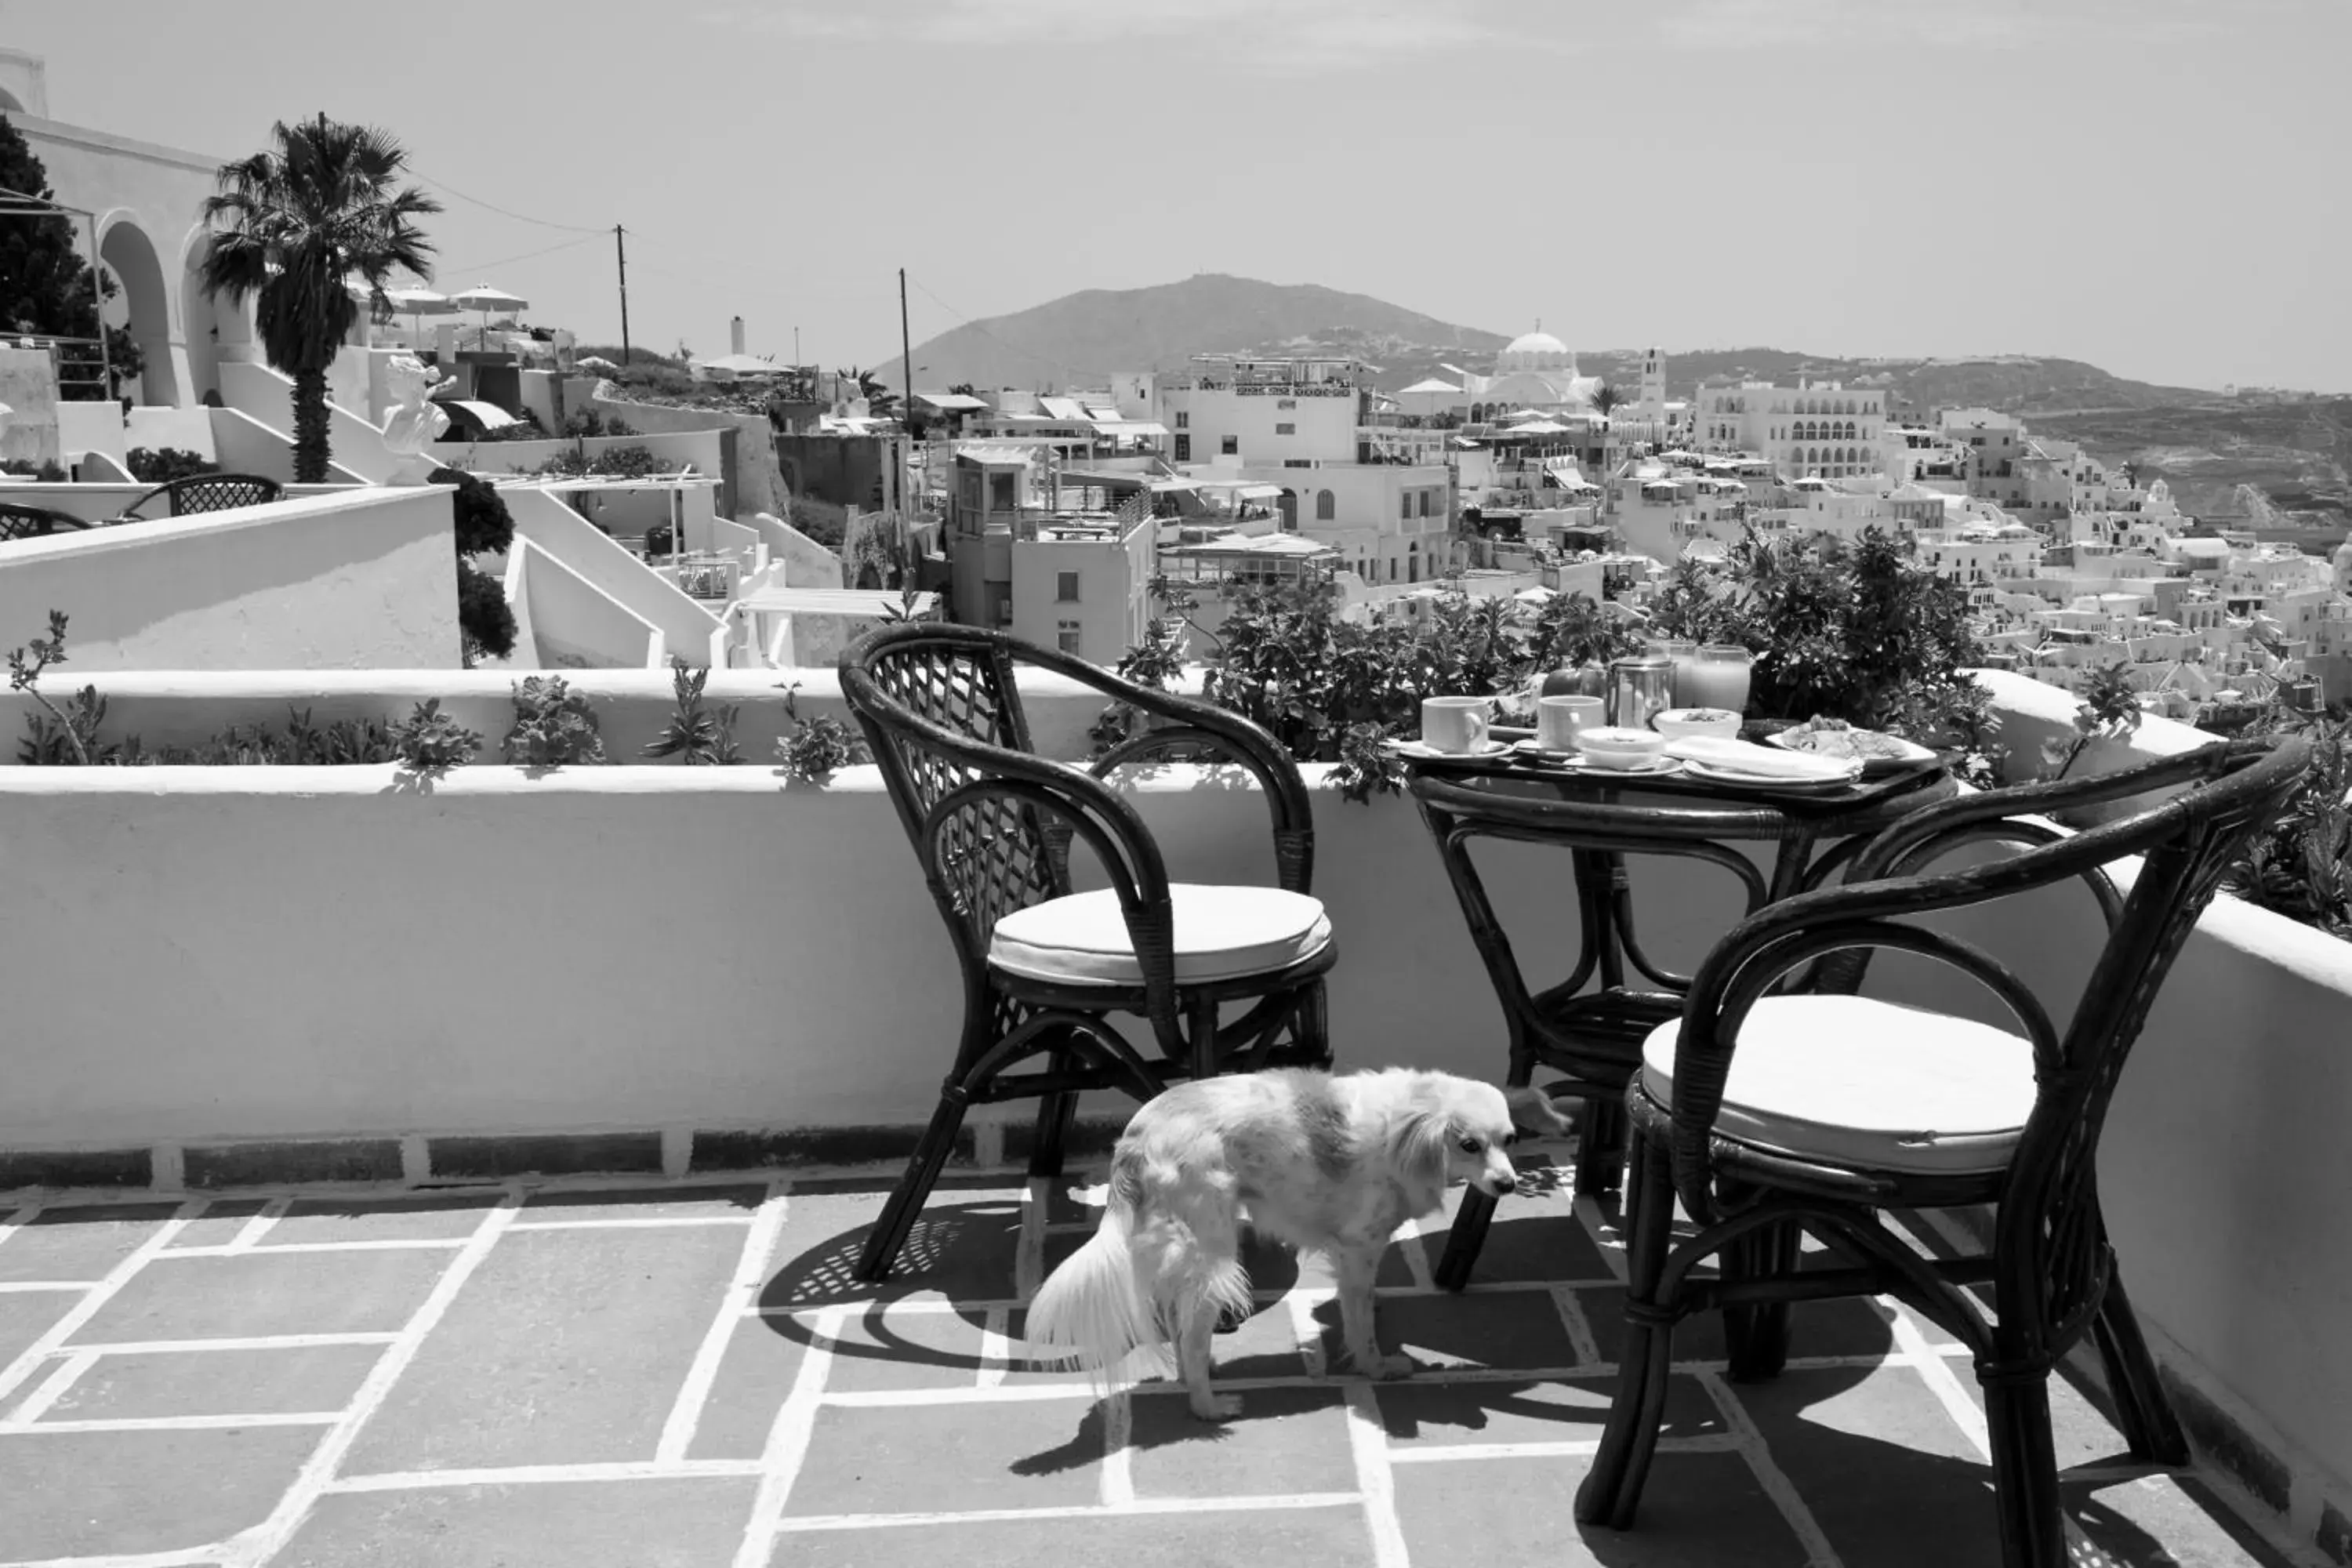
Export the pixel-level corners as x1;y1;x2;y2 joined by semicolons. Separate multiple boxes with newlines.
451;284;529;342
368;287;454;344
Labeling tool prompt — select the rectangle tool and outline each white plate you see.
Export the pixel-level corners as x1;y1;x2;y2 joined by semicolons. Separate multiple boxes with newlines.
1765;728;1936;775
1682;757;1862;790
1387;738;1513;760
1577;754;1683;778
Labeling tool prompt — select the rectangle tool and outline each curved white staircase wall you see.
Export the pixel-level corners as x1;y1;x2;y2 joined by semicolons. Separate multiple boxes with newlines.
216;360;399;483
502;485;727;666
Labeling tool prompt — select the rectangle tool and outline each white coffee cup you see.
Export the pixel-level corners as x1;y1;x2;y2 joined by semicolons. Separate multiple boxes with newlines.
1420;695;1493;754
1537;694;1605;753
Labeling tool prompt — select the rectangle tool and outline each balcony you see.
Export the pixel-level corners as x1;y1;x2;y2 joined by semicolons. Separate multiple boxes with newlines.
0;671;2344;1564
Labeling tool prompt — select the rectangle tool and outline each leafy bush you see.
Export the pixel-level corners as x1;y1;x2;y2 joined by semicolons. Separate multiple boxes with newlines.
427;469;516;557
502;674;606;766
125;446;222;484
2227;709;2350;940
642;660;740;764
534;443;662;481
775;681;868;779
561;408;634;439
1104;523;2003;800
590;443;663;479
1;457;69;482
388;699;481;773
456;562;517;664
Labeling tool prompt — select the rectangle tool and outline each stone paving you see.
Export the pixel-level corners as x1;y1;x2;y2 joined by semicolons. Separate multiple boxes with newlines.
0;1145;2317;1568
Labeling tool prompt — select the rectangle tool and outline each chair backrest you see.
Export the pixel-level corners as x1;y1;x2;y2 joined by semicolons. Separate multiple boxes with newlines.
1996;735;2309;1333
0;503;88;543
158;474;285;515
839;623;1065;969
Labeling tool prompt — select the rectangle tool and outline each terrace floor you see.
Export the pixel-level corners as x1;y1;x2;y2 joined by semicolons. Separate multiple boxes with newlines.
0;1142;2313;1568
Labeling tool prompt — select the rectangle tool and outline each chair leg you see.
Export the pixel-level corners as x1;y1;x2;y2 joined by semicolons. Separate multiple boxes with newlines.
1025;1039;1081;1182
1722;1217;1802;1383
1573;1095;1628;1196
855;1087;971;1283
1433;1187;1497;1293
1575;1128;1679;1529
1300;979;1335;1071
1981;1366;2067;1568
2089;1269;2189;1465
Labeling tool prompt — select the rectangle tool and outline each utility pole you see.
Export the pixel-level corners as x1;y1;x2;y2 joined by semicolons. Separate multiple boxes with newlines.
615;224;632;365
898;267;914;412
898;268;916;544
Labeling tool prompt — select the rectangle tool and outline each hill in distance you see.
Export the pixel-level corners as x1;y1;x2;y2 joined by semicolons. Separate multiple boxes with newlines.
877;273;1506;394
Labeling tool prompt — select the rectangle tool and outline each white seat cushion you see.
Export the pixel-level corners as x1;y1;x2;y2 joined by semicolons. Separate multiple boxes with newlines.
988;884;1331;988
1639;994;2036;1176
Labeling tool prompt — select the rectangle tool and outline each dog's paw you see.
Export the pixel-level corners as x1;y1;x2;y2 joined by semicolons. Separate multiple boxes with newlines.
1359;1352;1417;1381
1189;1392;1244;1421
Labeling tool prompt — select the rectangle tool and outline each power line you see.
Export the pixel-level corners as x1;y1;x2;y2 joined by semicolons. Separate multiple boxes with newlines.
432;231;604;283
904;273;1069;380
406;168;606;235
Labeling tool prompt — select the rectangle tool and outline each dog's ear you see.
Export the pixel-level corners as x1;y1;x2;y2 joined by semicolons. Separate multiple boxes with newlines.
1388;1100;1453;1189
1504;1085;1577;1139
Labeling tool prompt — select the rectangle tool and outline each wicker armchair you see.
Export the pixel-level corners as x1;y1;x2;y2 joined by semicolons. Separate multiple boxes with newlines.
838;622;1336;1282
1576;734;2311;1568
115;473;285;520
0;503;92;543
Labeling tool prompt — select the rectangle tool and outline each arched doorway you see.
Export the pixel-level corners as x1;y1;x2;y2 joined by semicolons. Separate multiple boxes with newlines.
1277;488;1298;531
98;216;182;406
179;230;255;403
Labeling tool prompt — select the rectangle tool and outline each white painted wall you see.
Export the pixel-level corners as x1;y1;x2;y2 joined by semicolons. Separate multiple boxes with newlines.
0;488;462;668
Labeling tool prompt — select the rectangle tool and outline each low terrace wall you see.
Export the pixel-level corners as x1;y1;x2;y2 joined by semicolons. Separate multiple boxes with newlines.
0;672;2343;1539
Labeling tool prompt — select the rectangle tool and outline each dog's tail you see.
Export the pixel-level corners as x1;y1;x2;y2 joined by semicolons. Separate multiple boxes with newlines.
1025;1185;1156;1392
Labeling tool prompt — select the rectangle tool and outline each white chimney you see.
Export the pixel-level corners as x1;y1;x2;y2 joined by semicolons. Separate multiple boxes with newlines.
730;316;746;356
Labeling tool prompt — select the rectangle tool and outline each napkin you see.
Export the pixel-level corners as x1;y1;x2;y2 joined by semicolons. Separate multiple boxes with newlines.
1663;736;1857;780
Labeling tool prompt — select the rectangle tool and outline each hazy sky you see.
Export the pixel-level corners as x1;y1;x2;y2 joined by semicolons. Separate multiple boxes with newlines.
8;0;2346;391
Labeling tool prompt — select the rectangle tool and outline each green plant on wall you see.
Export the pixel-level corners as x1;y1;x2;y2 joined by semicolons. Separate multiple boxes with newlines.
643;660;741;764
2039;659;2143;781
502;675;606;766
775;681;869;780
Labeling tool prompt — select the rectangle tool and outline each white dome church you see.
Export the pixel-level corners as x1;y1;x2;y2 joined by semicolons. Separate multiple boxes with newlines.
1457;321;1606;423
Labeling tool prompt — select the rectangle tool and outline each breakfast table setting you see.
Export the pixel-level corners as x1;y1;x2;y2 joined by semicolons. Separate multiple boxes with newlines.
1389;640;1963;1288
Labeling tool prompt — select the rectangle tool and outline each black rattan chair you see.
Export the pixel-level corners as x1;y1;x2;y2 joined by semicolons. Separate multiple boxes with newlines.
115;473;284;520
0;503;92;542
838;622;1336;1282
1576;734;2312;1568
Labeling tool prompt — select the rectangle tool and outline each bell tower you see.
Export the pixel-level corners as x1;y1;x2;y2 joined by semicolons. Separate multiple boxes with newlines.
1638;346;1667;416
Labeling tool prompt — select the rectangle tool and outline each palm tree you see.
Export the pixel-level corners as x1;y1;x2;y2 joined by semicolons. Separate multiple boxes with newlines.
1588;381;1628;424
199;114;441;482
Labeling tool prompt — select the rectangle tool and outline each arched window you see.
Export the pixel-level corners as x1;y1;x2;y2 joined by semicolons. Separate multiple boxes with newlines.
1840;420;1855;440
1315;489;1335;521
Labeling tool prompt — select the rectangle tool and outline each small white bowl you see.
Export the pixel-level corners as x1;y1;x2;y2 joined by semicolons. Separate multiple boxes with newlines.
1577;726;1668;770
1652;708;1744;742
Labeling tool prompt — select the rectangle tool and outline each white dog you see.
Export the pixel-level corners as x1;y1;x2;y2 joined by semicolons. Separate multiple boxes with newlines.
1025;1067;1573;1420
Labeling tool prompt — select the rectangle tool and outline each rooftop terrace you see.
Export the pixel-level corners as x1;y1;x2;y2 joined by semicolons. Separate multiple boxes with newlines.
0;1149;2305;1567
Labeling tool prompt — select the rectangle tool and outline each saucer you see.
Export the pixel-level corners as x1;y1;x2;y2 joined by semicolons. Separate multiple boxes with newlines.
1388;738;1512;761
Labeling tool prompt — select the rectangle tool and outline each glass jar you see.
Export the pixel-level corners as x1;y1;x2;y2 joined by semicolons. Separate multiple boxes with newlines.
1646;638;1700;704
1681;644;1755;717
